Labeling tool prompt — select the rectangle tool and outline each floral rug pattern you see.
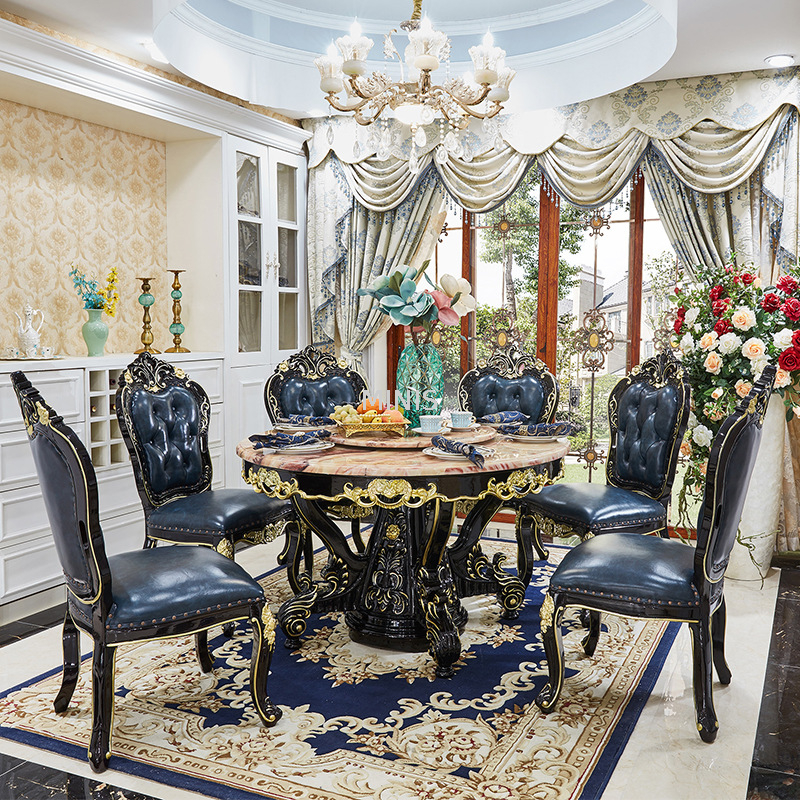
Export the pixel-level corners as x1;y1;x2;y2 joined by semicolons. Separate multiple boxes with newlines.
0;543;676;800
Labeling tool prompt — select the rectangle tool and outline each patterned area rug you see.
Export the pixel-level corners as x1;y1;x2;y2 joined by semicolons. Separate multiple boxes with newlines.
0;543;677;800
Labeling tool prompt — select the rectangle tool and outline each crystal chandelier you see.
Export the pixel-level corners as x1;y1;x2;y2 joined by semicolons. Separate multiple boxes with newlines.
314;1;514;137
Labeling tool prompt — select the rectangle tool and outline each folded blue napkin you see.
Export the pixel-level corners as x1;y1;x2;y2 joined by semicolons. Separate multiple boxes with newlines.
249;429;331;450
430;435;485;467
498;420;577;437
281;414;335;426
478;411;530;424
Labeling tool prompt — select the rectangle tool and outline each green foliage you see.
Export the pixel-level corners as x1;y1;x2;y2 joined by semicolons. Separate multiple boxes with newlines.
569;373;621;450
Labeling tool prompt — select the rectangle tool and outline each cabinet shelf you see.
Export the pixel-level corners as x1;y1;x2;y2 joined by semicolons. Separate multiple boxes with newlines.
87;368;127;468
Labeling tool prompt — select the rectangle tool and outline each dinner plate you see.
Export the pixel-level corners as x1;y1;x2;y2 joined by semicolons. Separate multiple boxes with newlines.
410;426;449;436
257;440;335;454
444;421;480;431
275;422;334;432
504;434;567;443
422;446;495;460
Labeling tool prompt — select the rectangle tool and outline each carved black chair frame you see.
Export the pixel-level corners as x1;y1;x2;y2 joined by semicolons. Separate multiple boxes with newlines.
264;345;371;565
449;346;562;609
116;352;295;557
524;350;691;559
535;367;774;742
12;372;280;773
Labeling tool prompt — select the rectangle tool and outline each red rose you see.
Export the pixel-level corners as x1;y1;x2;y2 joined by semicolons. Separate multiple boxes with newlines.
741;272;756;285
674;287;681;295
713;318;732;336
709;285;725;301
779;347;800;372
792;330;800;349
777;275;799;294
761;292;782;312
673;317;683;333
712;298;731;317
677;306;686;319
783;298;800;321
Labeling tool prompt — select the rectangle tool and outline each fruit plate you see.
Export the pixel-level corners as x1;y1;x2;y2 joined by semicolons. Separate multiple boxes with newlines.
337;420;409;438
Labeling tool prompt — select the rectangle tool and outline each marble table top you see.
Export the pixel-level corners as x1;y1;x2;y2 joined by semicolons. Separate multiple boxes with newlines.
237;435;569;479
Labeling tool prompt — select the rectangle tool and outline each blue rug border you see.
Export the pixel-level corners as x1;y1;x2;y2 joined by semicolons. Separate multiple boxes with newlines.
0;543;679;800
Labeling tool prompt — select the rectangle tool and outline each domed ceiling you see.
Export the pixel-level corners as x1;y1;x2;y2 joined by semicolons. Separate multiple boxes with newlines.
154;0;677;117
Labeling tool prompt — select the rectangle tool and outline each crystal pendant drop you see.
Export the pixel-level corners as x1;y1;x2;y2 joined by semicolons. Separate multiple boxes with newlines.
409;147;420;175
435;145;449;165
326;122;335;145
414;126;427;149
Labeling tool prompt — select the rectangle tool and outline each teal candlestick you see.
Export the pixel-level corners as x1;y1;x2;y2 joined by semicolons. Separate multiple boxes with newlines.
134;276;160;354
165;269;189;353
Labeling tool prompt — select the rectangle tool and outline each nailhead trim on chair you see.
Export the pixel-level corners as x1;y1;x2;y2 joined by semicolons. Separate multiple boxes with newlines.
106;596;263;630
149;521;264;535
550;585;700;606
539;508;665;531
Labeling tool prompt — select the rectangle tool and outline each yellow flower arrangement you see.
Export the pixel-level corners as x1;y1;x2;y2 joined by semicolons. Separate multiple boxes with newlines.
68;264;120;317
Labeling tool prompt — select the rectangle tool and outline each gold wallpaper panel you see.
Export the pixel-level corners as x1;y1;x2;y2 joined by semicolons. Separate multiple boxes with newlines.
0;99;170;357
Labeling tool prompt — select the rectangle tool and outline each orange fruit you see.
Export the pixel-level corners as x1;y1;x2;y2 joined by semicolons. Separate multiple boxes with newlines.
357;397;386;415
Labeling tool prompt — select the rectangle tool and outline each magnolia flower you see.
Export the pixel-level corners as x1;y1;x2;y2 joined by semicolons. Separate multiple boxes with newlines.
428;290;460;325
704;351;722;374
439;274;477;316
679;333;694;353
692;424;713;448
684;307;700;326
718;332;743;355
775;367;791;388
731;306;757;331
699;331;718;351
772;327;794;350
735;379;753;398
741;337;766;361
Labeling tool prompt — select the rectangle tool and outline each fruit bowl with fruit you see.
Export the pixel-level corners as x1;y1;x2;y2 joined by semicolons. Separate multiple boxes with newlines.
331;401;410;438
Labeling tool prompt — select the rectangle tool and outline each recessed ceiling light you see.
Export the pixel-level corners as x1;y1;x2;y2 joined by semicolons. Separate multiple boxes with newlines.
764;54;794;68
141;39;170;65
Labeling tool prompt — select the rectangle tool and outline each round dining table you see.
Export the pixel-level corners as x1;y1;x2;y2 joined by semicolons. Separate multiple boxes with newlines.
237;429;568;678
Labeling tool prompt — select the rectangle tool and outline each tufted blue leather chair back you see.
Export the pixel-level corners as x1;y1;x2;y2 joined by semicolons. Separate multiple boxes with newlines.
12;372;110;605
279;375;358;417
128;385;207;497
116;354;213;511
606;352;690;502
469;374;545;420
695;366;774;589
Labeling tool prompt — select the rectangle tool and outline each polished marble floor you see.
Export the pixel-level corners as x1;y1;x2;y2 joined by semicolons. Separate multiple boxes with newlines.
0;539;794;800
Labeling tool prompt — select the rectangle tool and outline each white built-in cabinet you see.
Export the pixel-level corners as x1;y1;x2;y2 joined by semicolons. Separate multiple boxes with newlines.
0;354;224;607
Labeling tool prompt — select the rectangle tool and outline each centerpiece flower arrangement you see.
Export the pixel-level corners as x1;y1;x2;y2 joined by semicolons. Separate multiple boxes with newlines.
671;255;800;522
358;261;477;426
68;264;120;356
68;264;120;316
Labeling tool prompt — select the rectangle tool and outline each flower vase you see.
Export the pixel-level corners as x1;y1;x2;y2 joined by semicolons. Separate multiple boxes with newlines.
396;342;444;429
727;393;783;581
82;308;109;357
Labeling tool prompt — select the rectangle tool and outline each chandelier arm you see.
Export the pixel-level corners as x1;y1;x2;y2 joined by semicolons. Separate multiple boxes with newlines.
428;86;501;124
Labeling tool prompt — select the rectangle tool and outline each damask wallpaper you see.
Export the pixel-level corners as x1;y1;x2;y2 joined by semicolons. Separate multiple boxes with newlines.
0;99;169;357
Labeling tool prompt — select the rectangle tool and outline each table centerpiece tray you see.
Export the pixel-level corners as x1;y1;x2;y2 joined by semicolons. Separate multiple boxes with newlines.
330;424;497;449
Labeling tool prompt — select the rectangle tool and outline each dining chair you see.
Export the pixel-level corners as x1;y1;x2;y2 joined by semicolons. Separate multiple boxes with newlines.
116;352;295;559
535;365;775;742
264;345;371;558
448;345;561;603
12;371;281;773
519;350;690;559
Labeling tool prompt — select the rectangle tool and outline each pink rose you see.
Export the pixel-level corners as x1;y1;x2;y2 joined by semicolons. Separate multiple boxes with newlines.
704;351;722;375
735;379;753;398
775;368;791;388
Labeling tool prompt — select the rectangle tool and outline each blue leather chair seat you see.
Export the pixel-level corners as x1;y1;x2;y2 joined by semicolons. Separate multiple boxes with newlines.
525;482;667;531
550;532;699;607
106;546;265;631
148;488;288;537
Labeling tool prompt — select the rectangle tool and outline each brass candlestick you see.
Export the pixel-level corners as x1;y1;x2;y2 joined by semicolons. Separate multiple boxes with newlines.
165;269;189;353
134;276;160;354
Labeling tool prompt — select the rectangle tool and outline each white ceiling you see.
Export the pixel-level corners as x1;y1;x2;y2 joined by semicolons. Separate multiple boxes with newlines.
0;0;798;116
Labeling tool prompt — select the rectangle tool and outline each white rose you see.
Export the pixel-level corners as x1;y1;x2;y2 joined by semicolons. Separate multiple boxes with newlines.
741;337;766;361
679;333;694;353
773;328;794;350
688;410;698;428
718;332;743;355
731;307;757;331
692;424;713;448
684;307;700;326
752;355;770;379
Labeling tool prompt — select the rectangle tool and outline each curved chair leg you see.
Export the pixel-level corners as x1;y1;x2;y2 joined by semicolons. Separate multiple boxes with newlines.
711;597;732;685
54;611;80;714
689;617;719;743
216;539;238;639
514;511;548;588
350;518;366;553
195;630;214;673
535;593;566;713
250;603;282;726
581;610;602;657
89;641;116;773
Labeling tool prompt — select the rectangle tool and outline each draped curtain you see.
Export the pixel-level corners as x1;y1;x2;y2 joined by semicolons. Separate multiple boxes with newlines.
304;66;800;550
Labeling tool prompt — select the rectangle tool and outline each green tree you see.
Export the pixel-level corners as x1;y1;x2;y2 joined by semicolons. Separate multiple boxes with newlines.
479;169;588;318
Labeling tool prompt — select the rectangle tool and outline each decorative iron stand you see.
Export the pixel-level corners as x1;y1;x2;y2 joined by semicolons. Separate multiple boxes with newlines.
165;269;189;353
